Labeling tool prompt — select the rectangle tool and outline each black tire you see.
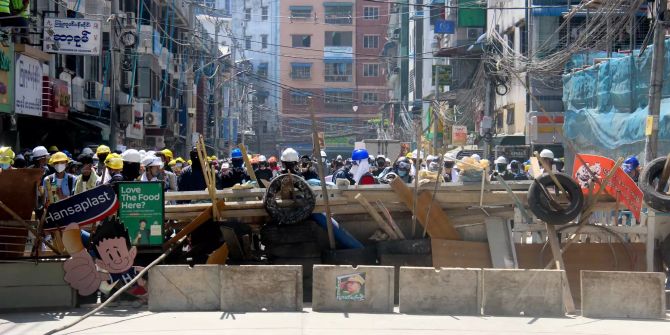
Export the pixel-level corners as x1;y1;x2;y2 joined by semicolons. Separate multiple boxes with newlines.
661;234;670;268
528;172;584;225
266;242;322;259
261;222;317;246
263;174;316;225
639;157;670;212
321;247;379;266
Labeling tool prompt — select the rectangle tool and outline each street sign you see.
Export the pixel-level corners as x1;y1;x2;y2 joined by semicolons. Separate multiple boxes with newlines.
118;182;165;246
43;18;102;55
434;20;455;34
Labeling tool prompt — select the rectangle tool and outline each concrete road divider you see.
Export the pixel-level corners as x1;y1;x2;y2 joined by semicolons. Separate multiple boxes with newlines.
581;271;666;319
221;265;302;312
312;265;394;313
399;267;481;315
0;262;76;311
482;269;564;317
149;265;220;311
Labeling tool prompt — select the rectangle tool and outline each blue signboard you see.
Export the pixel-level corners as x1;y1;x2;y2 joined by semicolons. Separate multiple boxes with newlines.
44;185;119;231
434;20;455;34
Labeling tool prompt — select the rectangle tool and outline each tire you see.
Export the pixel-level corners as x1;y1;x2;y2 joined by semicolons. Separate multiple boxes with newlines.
527;172;584;225
321;247;379;266
263;174;316;225
261;222;317;246
639;157;670;212
661;234;670;268
266;241;322;259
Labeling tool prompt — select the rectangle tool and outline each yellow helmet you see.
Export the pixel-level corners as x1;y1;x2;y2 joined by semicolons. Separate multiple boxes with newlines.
406;152;413;159
161;148;173;161
48;145;59;153
0;147;15;164
175;157;185;164
187;159;192;165
96;145;111;155
168;159;177;166
49;152;69;165
104;153;123;170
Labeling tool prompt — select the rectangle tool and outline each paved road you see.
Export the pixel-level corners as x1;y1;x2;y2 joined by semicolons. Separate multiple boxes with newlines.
1;307;669;335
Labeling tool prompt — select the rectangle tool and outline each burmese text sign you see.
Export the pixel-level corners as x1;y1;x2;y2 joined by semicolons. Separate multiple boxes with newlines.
118;182;164;246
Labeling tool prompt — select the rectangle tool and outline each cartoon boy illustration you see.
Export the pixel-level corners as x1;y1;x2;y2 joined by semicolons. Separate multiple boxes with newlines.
63;220;146;296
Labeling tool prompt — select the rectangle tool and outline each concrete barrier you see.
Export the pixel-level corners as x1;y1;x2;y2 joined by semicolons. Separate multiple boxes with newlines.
399;267;481;315
581;271;666;319
482;269;564;317
0;262;76;311
149;265;220;311
312;265;394;313
220;265;302;312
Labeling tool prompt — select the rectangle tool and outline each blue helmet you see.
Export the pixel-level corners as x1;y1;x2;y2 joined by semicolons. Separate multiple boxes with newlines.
352;148;369;161
623;156;639;173
231;148;242;159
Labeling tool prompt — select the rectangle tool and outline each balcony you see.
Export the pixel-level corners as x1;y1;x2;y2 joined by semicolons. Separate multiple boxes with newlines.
324;75;352;82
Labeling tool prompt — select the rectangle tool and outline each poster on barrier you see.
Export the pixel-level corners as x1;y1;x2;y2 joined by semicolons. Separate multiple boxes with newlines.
117;182;164;246
572;154;643;221
336;272;366;301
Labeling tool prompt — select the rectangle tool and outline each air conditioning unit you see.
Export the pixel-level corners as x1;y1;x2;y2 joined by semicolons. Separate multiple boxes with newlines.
467;27;484;40
84;81;100;99
123;71;132;88
144;112;160;127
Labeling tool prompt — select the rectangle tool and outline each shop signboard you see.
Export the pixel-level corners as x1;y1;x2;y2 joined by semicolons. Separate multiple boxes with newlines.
15;54;43;116
0;44;13;113
451;125;468;146
44;185;119;231
43;78;70;119
117;182;164;246
43;18;102;56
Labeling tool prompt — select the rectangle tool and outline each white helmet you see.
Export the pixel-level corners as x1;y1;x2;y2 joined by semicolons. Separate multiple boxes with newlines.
494;156;508;165
81;147;94;156
426;155;437;161
377;154;386;160
122;149;142;163
471;153;481;162
540;149;555;159
281;148;299;162
32;146;48;159
320;150;327;158
444;152;456;161
258;155;267;162
142;154;164;168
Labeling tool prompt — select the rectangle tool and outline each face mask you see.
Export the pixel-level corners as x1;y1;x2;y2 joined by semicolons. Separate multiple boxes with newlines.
0;163;9;169
398;170;408;177
55;163;67;173
176;163;182;168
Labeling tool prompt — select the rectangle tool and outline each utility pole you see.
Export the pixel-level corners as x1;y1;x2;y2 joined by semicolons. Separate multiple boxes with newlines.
214;20;221;157
645;0;667;163
432;58;439;154
400;0;409;121
109;0;119;150
483;80;493;160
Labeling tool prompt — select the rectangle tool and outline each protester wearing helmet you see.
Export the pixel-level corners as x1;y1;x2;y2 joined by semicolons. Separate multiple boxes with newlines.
331;159;355;185
509;160;528;181
74;154;98;194
280;148;300;175
299;155;319;181
493;156;514;181
95;145;111;176
623;156;640;182
43;152;77;203
394;157;413;183
31;145;51;176
350;148;375;185
538;149;555;174
121;149;142;181
267;156;279;176
48;146;59;155
372;155;387;177
218;148;249;189
141;155;164;182
442;153;459;183
13;154;26;169
0;146;14;171
155;149;178;192
178;148;207;194
98;153;124;185
254;155;273;186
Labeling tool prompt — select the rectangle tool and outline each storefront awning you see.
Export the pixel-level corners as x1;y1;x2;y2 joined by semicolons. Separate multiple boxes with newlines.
72;117;111;141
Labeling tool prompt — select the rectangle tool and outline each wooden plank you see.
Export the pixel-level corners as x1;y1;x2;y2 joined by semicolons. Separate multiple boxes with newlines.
431;239;492;268
376;200;406;239
545;223;576;314
389;177;461;240
355;193;398;240
162;200;225;250
485;217;517;269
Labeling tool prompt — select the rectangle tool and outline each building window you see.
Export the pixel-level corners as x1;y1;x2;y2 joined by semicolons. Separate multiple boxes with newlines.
324;31;352;46
363;63;380;77
291;93;309;105
324;3;353;24
324;91;354;107
364;7;379;20
363;35;379;49
362;92;379;105
245;36;252;49
289;5;312;19
244;8;251;21
261;6;268;20
506;108;515;125
291;63;312;79
324;62;353;82
257;62;268;78
291;34;311;47
261;34;268;49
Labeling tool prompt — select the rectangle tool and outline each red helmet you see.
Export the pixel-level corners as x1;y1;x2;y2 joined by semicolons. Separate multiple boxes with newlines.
268;156;278;163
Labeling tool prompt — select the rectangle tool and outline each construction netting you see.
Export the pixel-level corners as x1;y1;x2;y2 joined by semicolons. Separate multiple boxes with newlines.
562;41;670;160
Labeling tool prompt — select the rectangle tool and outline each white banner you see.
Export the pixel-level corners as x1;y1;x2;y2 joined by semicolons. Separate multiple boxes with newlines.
15;54;43;117
43;18;102;56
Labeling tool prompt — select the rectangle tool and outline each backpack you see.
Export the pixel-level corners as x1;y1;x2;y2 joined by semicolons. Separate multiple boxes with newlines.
49;173;75;195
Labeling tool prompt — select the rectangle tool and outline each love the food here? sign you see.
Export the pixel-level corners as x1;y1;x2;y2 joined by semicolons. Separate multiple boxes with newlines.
117;182;165;246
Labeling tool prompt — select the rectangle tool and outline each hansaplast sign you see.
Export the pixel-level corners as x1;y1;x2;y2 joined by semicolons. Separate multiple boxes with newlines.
44;185;119;230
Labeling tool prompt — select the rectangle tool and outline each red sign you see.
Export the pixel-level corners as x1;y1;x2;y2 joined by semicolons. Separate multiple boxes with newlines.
572;154;643;221
42;77;69;119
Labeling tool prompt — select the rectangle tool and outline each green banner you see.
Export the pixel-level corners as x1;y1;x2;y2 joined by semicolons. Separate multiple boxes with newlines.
118;182;164;246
